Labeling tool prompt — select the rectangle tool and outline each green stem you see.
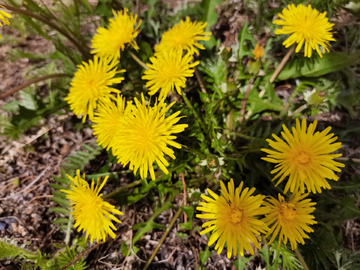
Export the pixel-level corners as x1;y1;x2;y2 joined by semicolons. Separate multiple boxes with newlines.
128;51;148;70
229;132;263;141
182;90;207;134
269;44;295;83
294;248;309;270
103;179;143;199
183;146;206;159
143;208;183;270
238;148;262;154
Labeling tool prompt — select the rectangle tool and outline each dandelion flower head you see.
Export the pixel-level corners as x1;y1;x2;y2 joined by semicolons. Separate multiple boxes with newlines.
0;6;11;24
62;170;124;243
142;51;199;100
92;94;131;150
273;4;335;58
263;192;317;250
262;118;344;194
111;94;188;180
155;17;211;55
65;56;125;122
91;8;141;60
0;5;11;39
196;179;269;258
252;43;264;60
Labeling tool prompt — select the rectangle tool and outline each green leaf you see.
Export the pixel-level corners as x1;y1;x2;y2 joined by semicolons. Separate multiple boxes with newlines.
232;255;252;270
0;241;37;260
237;20;256;59
120;241;140;257
53;218;69;224
200;246;213;265
19;89;37;111
2;100;20;113
132;202;172;243
277;52;360;81
50;183;69;191
50;207;70;215
200;0;222;48
53;174;71;185
78;0;93;12
179;206;195;230
51;196;70;208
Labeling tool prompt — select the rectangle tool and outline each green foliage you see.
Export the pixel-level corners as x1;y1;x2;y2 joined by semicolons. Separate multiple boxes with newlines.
199;0;221;48
0;240;86;270
276;52;360;80
232;255;252;270
62;141;103;175
259;241;302;270
57;247;86;270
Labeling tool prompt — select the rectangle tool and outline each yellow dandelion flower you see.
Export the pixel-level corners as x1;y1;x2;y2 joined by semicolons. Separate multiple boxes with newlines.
196;179;269;258
263;192;317;250
155;17;211;55
61;170;124;243
273;4;335;58
91;8;141;60
92;94;131;150
65;56;125;122
0;6;11;39
262;118;345;194
111;94;188;180
252;43;264;60
142;51;199;100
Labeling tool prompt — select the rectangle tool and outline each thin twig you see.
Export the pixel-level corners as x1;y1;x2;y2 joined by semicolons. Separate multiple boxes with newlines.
194;68;207;95
239;78;254;124
27;195;53;204
0;74;72;99
269;44;296;83
181;173;187;223
1;5;91;60
0;166;51;201
143;208;183;270
128;51;148;70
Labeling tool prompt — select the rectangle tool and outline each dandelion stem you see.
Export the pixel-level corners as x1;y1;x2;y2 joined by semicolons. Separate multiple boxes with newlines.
239;78;254;124
0;74;72;100
128;51;148;70
269;44;296;83
182;90;207;133
2;4;91;61
64;214;73;246
143;208;183;270
294;248;309;270
290;104;308;117
181;173;187;223
228;132;262;141
103;179;143;199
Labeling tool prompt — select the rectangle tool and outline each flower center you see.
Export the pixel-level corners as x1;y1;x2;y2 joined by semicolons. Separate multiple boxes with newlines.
229;208;243;224
162;65;181;81
295;151;310;164
280;203;296;221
